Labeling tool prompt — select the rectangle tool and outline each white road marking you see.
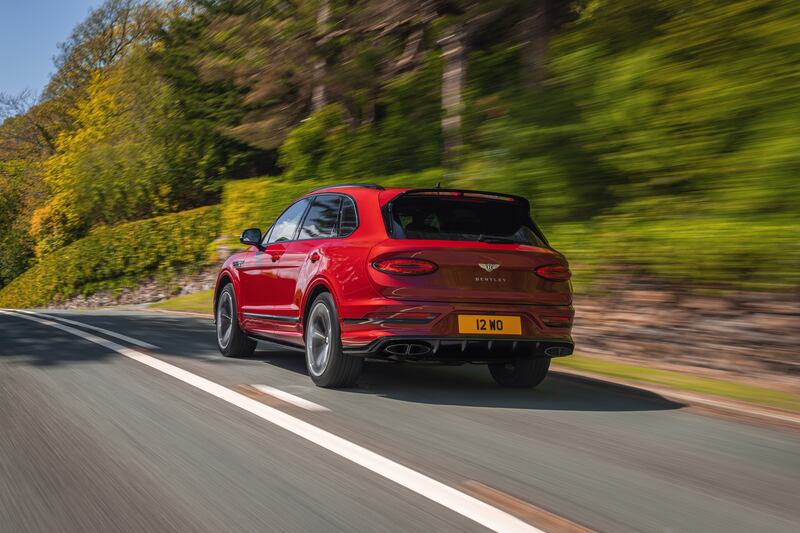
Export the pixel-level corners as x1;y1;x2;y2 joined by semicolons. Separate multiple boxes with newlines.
251;384;330;412
0;309;543;533
14;309;158;350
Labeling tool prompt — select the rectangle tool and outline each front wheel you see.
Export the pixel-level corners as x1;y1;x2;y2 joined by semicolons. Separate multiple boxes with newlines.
489;356;550;388
305;292;362;388
216;284;256;357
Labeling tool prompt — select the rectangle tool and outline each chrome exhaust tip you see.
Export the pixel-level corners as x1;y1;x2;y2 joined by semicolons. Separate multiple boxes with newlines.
544;346;573;357
384;342;432;357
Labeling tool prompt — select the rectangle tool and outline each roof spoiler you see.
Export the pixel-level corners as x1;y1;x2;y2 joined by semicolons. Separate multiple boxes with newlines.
309;183;384;193
396;188;530;210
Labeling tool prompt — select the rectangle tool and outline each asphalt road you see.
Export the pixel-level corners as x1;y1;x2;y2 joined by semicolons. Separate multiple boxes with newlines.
0;309;797;533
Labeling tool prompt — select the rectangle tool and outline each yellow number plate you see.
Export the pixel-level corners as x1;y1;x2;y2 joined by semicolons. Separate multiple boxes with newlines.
457;315;522;335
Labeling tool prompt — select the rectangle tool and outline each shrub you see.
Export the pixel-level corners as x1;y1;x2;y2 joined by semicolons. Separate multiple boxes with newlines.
0;206;220;308
546;215;800;292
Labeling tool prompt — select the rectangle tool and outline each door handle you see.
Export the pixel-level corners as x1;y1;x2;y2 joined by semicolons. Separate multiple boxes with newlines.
309;252;321;263
270;254;281;262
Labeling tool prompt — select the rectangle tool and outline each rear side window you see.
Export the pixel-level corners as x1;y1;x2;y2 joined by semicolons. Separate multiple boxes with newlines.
299;194;342;239
267;198;311;244
386;196;547;246
338;197;358;237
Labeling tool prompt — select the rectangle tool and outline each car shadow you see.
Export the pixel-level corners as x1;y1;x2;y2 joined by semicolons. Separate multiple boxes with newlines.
2;311;682;413
251;344;684;412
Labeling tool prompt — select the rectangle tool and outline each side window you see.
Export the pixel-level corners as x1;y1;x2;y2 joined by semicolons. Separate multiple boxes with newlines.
267;198;310;244
299;194;342;239
338;197;358;237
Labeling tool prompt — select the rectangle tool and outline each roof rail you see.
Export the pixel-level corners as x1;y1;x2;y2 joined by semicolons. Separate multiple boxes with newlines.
308;183;384;193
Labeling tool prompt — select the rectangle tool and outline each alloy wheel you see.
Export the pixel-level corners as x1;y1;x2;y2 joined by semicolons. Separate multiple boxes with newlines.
216;291;233;349
307;302;332;376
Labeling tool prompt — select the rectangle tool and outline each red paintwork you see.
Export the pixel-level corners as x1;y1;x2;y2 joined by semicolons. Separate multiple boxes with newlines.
214;185;573;351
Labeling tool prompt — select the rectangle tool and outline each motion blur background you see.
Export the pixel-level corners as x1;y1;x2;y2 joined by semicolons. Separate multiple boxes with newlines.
1;1;798;400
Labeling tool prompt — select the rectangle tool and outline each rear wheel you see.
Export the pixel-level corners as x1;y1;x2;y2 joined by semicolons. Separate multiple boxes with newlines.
489;356;550;388
216;284;256;357
305;292;362;388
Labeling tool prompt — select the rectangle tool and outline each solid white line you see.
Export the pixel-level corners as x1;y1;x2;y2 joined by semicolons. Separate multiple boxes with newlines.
14;309;158;350
0;309;542;533
251;384;330;412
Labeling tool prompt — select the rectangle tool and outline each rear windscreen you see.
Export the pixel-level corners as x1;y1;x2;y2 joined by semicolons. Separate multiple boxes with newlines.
386;196;548;246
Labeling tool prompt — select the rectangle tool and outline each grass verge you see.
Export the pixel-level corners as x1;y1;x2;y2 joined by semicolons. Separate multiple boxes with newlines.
150;289;213;314
553;355;800;412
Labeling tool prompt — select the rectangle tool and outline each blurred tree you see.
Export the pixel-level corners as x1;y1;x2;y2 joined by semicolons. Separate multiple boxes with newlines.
195;0;324;150
312;0;331;112
31;50;220;256
547;0;800;215
45;0;163;103
0;90;60;156
151;1;279;179
0;160;42;287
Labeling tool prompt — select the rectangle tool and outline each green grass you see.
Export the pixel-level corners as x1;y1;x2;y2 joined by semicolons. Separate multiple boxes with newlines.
553;355;800;412
150;289;213;314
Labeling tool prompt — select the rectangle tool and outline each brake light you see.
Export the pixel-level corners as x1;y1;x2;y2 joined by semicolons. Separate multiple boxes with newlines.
535;265;571;281
372;258;438;275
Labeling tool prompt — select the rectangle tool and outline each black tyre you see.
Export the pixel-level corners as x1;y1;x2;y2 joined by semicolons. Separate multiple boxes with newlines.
489;356;550;388
216;284;257;357
304;292;363;388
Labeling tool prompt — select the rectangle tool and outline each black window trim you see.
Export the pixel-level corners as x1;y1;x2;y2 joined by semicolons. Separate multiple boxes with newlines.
265;193;360;246
336;194;359;238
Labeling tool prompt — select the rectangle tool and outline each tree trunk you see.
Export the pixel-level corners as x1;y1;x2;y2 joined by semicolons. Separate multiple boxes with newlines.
312;0;331;112
521;0;551;88
439;24;466;170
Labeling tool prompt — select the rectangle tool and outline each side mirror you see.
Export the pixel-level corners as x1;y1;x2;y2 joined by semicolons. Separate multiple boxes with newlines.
240;228;262;248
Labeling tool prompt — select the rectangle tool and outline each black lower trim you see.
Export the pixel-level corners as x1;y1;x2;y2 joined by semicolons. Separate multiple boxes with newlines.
245;332;305;351
243;312;300;323
343;336;573;362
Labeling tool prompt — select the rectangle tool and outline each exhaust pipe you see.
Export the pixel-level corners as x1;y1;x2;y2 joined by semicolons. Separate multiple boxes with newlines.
544;346;573;357
384;342;432;357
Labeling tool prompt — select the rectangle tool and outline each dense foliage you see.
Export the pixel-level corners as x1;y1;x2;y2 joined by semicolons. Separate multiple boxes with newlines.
0;206;219;308
1;0;798;301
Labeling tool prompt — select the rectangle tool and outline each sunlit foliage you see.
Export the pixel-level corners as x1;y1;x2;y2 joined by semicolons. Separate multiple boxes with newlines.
32;53;218;256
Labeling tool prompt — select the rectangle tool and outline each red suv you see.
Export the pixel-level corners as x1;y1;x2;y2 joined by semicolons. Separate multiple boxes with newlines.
214;184;574;388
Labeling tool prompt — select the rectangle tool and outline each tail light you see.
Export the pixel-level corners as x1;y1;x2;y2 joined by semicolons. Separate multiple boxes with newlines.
372;258;438;275
535;265;571;282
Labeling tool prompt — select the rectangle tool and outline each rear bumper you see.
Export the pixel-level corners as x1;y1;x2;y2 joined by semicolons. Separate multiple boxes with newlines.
340;299;574;362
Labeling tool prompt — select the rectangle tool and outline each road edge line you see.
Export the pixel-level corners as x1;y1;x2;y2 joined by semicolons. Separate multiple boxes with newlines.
14;309;159;350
